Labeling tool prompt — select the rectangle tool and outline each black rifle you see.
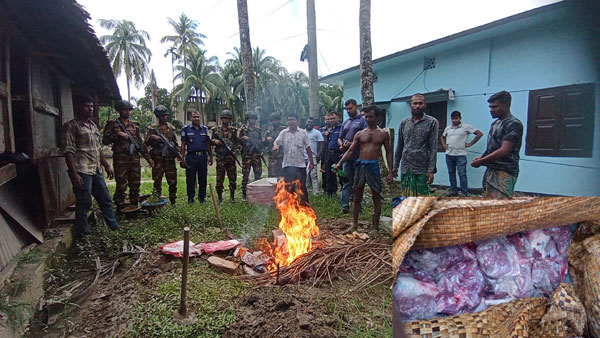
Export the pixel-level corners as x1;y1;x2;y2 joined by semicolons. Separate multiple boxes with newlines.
243;132;268;167
152;127;186;166
214;133;241;166
115;119;153;166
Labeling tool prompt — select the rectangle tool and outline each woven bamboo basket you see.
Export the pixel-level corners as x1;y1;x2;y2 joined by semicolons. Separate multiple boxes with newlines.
393;197;600;272
404;283;585;338
583;234;600;337
393;197;600;337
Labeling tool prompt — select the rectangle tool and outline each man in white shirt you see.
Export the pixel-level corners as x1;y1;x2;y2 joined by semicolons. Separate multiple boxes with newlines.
440;111;483;196
304;117;324;195
273;113;315;205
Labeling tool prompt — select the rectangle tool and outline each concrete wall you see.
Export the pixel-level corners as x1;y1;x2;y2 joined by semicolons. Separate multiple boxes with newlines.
337;8;599;196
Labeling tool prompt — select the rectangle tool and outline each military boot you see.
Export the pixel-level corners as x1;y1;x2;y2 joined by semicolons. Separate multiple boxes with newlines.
242;190;247;202
218;193;223;204
230;191;236;203
170;198;176;206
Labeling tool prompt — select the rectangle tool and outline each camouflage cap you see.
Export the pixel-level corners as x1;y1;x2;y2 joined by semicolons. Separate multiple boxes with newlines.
221;110;233;118
114;100;134;111
153;105;169;116
246;112;257;120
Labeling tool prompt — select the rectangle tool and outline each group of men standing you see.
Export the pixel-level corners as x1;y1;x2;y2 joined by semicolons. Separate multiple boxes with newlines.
63;89;523;236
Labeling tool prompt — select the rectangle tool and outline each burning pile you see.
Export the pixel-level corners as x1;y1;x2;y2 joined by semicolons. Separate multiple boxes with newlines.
259;180;320;271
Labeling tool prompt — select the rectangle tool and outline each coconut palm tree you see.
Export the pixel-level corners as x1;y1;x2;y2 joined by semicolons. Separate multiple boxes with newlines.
236;0;257;114
281;71;309;119
160;13;206;71
359;0;374;106
99;19;152;102
219;58;245;122
171;49;223;123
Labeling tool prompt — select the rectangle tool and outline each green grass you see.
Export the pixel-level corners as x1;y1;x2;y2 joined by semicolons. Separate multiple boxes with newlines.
0;290;31;328
128;261;248;338
89;162;392;337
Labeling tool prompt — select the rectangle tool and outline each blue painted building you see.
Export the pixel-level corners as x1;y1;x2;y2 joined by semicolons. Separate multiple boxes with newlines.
321;1;599;196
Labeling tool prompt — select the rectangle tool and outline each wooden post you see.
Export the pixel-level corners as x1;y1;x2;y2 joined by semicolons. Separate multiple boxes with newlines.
209;183;223;228
178;227;190;317
173;226;196;324
209;183;235;239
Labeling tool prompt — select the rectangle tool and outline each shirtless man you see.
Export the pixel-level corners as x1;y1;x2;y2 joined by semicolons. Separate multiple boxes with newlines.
335;106;394;233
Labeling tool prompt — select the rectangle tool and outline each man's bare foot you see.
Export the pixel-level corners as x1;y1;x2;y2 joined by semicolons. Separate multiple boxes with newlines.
342;225;358;234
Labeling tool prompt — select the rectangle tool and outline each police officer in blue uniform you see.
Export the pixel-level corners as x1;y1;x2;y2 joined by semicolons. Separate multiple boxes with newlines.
180;111;213;203
321;111;343;197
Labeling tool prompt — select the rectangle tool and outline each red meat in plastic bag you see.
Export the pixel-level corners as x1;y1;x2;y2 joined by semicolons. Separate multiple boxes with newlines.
393;275;438;320
526;230;553;259
436;260;485;314
531;256;568;296
543;225;572;255
506;233;532;259
476;238;520;279
488;261;533;299
404;246;463;281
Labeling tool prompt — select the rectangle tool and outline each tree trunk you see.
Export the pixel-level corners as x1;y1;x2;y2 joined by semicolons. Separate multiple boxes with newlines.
307;0;319;118
126;74;131;103
359;0;374;107
237;0;257;115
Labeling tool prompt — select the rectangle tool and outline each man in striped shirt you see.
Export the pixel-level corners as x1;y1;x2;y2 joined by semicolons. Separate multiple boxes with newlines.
63;95;119;236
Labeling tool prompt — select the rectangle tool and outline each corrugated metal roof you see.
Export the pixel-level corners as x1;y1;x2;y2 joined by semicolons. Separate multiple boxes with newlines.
0;211;26;272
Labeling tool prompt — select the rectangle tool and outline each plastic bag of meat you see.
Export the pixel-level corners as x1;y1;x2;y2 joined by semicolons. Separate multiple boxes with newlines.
436;259;485;315
543;225;572;255
526;229;557;259
393;275;439;320
532;256;569;296
403;246;464;281
476;238;520;279
488;262;534;299
506;233;532;259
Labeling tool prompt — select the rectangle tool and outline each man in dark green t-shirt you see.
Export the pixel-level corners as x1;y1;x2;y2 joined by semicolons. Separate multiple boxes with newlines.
471;91;523;197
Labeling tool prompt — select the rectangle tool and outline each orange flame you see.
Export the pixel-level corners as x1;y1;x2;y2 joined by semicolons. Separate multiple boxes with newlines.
261;179;319;271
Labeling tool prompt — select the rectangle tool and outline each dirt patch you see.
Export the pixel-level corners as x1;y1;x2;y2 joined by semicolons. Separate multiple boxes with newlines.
223;286;337;338
27;251;178;338
223;279;390;338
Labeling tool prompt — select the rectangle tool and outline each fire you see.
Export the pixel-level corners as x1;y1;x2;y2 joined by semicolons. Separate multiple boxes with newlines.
260;180;319;271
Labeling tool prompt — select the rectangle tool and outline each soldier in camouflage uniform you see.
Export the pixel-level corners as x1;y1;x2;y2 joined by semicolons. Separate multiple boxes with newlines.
212;110;239;203
145;105;179;205
102;100;153;212
264;112;285;177
239;112;263;201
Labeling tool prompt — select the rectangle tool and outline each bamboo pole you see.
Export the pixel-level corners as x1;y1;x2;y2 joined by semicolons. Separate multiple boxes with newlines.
178;227;190;316
209;183;234;239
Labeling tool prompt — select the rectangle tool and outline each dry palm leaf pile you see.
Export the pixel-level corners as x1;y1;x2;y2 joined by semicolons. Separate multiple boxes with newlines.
242;230;392;292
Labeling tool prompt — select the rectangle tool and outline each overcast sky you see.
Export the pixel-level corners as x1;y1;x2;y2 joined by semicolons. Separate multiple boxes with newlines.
78;0;561;101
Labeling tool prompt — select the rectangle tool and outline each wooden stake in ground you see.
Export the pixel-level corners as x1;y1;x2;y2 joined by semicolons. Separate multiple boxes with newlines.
174;227;196;325
209;183;234;239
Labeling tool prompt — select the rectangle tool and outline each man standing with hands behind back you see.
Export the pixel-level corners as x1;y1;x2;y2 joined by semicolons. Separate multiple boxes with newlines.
180;110;213;204
440;110;483;196
392;94;439;196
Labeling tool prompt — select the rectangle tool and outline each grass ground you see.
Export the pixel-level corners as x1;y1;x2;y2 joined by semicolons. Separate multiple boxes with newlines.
27;163;394;337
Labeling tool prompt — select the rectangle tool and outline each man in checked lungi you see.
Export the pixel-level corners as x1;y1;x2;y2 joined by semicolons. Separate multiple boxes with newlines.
392;94;439;196
335;106;394;234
